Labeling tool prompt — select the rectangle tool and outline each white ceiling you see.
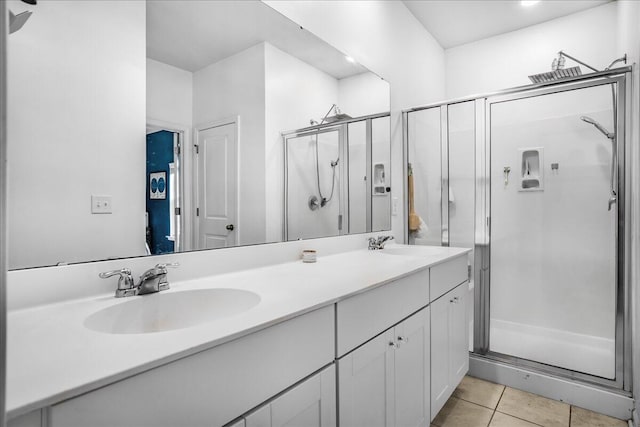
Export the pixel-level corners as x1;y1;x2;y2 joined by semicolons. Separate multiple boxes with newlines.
403;0;612;49
147;1;368;79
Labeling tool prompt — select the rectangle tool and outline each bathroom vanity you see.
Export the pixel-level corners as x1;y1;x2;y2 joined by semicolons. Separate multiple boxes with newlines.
6;245;470;427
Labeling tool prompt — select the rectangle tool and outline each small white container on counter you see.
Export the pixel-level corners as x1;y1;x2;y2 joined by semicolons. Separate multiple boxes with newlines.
302;250;317;263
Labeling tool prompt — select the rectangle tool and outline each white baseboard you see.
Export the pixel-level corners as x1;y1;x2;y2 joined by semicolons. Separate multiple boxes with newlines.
469;354;633;421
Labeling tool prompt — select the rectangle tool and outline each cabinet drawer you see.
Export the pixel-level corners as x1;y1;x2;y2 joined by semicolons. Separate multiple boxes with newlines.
430;255;468;302
336;269;428;357
49;306;335;427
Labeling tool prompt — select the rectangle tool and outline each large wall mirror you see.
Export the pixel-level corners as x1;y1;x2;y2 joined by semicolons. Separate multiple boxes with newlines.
7;0;390;270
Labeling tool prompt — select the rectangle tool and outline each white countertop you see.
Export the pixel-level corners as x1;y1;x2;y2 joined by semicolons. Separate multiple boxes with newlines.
6;244;470;418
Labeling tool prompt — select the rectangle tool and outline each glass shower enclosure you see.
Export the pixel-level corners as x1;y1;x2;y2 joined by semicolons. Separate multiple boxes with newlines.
283;113;391;241
404;68;630;390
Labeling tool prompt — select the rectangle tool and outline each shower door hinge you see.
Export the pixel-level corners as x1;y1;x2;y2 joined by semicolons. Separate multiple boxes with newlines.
175;207;181;216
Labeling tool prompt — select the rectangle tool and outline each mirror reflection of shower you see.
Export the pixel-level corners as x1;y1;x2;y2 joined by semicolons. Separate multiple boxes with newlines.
308;105;351;211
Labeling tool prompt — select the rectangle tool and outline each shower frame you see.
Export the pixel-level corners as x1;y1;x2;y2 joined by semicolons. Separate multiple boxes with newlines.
402;67;632;394
282;112;390;241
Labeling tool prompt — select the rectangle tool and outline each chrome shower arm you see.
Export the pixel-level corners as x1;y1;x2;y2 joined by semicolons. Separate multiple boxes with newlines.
606;55;628;70
558;51;599;73
319;104;337;125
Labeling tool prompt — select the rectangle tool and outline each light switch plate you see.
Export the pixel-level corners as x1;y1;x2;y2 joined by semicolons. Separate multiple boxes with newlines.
91;195;113;214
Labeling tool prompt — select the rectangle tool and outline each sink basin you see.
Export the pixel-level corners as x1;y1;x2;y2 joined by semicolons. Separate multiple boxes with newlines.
84;289;261;334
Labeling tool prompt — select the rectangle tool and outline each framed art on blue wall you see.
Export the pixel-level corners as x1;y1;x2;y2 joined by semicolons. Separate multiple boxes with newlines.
149;171;167;200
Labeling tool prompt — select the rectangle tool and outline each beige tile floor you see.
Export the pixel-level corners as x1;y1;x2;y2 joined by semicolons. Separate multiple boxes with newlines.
431;376;628;427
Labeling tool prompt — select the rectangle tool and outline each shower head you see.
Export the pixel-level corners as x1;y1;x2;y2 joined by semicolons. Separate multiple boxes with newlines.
323;113;352;124
9;10;33;34
318;104;352;124
581;116;614;140
528;66;582;84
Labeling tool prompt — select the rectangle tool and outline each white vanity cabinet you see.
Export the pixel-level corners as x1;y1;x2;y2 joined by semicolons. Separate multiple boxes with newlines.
47;306;334;427
338;307;430;427
430;282;469;420
7;250;472;427
244;365;336;427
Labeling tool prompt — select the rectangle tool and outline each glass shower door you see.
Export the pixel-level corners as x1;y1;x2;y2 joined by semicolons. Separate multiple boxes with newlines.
488;83;618;379
285;128;343;240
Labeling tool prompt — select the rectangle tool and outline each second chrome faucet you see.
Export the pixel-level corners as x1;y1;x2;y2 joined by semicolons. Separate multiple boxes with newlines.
99;262;179;298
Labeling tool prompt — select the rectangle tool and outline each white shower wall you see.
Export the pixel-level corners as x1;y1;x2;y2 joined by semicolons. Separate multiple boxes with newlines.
489;84;617;378
286;131;342;240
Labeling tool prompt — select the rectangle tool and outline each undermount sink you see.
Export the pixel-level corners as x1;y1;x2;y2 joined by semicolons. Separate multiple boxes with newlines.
84;289;261;334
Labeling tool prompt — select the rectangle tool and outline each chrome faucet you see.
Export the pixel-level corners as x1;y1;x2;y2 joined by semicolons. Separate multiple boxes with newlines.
99;263;179;298
99;268;137;298
137;263;179;295
368;235;394;250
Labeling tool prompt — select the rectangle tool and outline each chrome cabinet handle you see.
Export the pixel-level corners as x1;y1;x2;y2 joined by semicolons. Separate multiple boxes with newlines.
397;336;409;345
388;341;398;349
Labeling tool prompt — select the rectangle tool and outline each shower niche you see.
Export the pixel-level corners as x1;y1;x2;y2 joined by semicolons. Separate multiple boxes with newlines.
373;163;388;195
519;147;544;191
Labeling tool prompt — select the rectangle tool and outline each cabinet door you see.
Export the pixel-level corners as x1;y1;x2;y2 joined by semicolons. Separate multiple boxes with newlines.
394;307;430;427
245;365;336;427
430;294;452;420
338;329;395;427
450;284;469;388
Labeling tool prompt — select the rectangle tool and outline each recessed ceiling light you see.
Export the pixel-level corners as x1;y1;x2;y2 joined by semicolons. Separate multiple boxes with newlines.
521;0;541;6
345;56;356;63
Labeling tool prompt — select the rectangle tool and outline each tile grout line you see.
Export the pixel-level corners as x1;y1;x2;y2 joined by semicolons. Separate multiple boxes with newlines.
486;408;496;427
455;396;501;411
495;386;507;410
494;409;547;427
493;387;548;427
569;405;572;427
454;383;508;412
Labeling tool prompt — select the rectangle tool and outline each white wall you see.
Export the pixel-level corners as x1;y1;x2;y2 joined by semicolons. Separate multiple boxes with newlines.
445;2;619;98
193;44;266;246
264;0;446;242
264;43;339;242
146;58;193;127
7;0;146;269
338;72;390;118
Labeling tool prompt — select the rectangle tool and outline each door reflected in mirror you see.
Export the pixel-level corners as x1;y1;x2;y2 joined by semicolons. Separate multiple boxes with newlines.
7;0;391;269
